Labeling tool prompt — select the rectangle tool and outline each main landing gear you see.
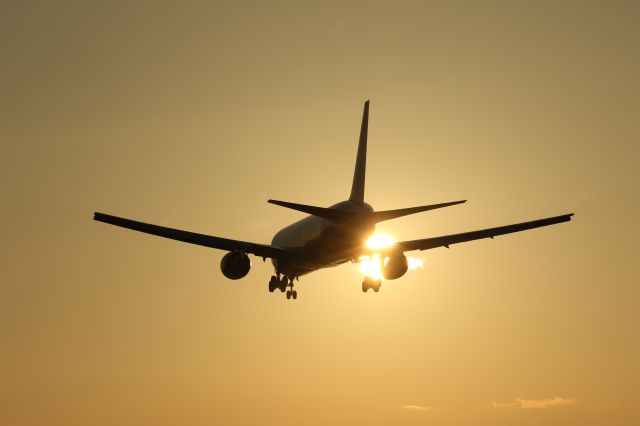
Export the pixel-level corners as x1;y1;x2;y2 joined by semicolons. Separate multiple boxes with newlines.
269;275;297;300
362;276;382;292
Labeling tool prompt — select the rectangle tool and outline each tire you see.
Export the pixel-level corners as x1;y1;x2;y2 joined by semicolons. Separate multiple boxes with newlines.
292;290;297;300
286;290;291;299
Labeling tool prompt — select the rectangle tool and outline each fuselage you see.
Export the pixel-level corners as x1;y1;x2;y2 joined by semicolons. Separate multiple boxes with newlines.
271;200;375;278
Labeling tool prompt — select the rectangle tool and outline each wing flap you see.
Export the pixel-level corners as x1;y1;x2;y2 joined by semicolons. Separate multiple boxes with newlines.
93;212;300;260
397;213;574;252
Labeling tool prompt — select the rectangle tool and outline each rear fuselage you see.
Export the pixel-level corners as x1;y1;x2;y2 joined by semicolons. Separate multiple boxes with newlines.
271;200;375;278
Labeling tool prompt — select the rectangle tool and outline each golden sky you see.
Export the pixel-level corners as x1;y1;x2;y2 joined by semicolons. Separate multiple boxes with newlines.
2;1;639;425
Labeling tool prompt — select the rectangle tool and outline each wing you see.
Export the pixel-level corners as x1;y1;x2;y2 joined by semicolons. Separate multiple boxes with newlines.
396;213;574;252
93;212;301;260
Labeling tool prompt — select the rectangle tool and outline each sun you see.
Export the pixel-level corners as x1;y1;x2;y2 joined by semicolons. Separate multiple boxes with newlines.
365;232;397;250
358;233;423;279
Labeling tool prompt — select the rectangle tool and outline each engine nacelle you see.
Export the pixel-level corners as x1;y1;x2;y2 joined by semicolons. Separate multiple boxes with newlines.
382;253;408;280
220;252;251;280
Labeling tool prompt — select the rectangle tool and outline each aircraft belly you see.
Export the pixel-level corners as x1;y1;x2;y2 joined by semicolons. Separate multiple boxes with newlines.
272;234;358;277
275;257;350;278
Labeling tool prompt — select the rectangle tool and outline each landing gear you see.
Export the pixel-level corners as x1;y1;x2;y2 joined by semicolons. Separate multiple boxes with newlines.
286;290;298;300
269;275;298;300
268;275;277;292
362;277;382;292
268;275;288;292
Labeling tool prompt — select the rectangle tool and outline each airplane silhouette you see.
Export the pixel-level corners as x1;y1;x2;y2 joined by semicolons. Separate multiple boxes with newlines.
94;101;573;299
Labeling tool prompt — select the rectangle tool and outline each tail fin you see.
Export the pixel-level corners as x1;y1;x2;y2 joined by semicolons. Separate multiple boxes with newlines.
349;100;369;203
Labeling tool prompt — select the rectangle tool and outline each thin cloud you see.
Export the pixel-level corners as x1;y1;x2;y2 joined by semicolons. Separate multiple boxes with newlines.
517;397;577;409
491;397;576;409
403;404;432;412
491;401;518;408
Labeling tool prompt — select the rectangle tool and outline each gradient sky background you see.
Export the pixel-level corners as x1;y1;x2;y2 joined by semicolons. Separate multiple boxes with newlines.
2;1;639;425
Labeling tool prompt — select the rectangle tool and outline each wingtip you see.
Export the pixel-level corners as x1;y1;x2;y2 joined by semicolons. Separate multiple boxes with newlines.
268;199;292;208
557;213;574;223
94;211;111;221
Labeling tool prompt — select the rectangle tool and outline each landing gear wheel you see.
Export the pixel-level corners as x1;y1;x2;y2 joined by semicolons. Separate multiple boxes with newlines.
362;277;373;292
362;277;382;293
275;275;299;300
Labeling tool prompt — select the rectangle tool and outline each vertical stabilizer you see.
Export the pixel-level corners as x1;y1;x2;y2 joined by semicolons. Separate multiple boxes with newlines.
349;100;369;203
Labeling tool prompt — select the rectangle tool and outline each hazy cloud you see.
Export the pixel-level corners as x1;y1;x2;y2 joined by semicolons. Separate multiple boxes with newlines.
403;404;432;412
517;397;577;409
492;397;577;409
491;401;518;409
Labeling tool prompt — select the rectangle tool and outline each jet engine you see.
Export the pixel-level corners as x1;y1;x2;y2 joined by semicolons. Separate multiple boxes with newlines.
382;253;408;280
220;252;251;279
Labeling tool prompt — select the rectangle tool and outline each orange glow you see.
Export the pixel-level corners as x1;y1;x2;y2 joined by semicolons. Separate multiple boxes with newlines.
407;257;424;270
359;233;423;279
358;254;385;279
365;232;396;249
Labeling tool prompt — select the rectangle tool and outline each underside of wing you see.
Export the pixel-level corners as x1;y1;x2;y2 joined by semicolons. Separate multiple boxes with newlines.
397;213;574;252
93;212;301;260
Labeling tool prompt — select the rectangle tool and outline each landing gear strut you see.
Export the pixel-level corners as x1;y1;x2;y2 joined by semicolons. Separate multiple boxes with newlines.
362;276;382;292
269;275;298;300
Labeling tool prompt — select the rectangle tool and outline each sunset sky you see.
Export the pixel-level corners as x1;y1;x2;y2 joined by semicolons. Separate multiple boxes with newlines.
2;1;639;425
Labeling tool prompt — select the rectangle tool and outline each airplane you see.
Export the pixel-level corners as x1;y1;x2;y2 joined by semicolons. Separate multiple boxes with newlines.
94;101;573;300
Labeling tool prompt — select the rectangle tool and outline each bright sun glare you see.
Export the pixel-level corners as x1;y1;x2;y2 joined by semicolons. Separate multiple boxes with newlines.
359;233;423;280
365;233;397;250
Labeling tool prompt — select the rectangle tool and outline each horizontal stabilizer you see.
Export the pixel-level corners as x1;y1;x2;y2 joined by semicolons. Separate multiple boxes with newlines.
268;199;363;223
373;200;466;223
